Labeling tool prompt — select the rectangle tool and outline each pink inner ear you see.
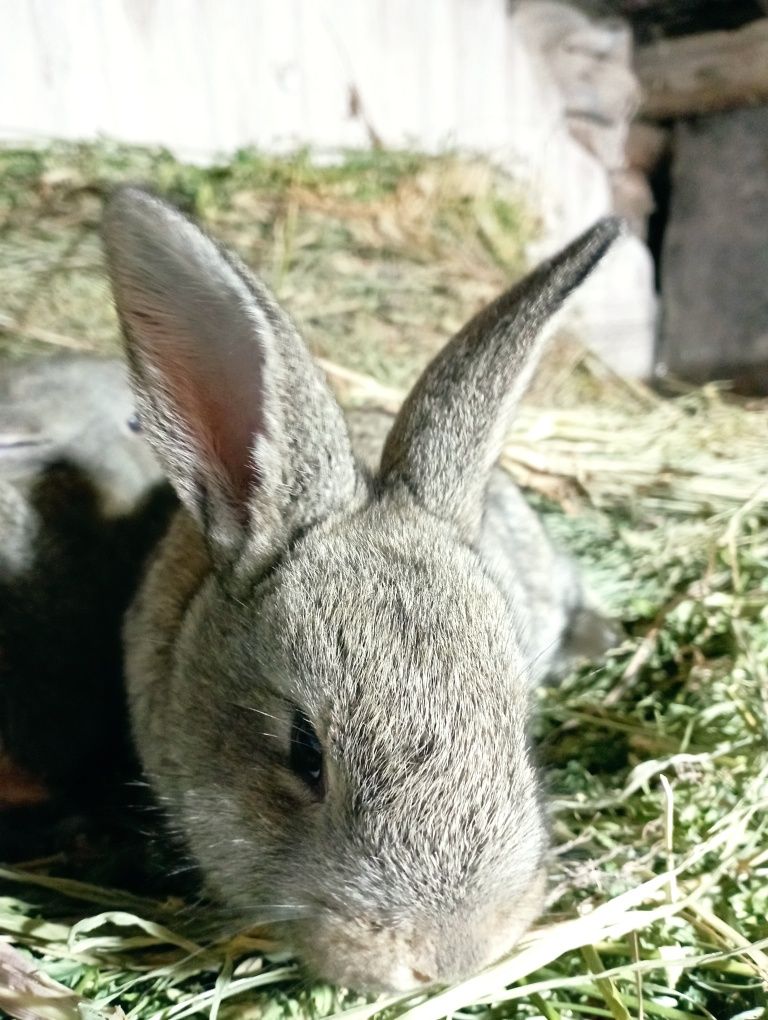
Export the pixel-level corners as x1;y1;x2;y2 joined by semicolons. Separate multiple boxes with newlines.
125;286;267;516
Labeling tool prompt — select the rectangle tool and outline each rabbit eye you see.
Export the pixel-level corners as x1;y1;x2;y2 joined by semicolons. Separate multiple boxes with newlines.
289;709;325;797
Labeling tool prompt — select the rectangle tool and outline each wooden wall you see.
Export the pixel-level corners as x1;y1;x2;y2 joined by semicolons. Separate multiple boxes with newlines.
0;0;518;160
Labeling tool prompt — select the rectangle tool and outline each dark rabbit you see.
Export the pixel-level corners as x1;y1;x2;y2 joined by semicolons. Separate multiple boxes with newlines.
101;187;622;993
0;355;174;858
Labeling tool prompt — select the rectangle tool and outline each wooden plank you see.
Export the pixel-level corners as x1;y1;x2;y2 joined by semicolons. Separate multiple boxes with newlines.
657;109;768;394
637;18;768;119
0;0;512;155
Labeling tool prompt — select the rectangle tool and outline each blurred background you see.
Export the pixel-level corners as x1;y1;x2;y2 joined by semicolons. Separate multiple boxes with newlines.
1;0;767;392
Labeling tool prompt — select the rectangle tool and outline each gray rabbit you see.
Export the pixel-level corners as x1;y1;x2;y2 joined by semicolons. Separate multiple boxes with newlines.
0;355;162;530
0;354;173;848
100;189;621;993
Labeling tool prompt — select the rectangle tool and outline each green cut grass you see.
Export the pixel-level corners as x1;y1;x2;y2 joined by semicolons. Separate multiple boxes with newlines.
0;142;766;1020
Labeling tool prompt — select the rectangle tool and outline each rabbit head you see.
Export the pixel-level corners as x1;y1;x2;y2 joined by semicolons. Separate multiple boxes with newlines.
0;355;162;515
104;188;620;994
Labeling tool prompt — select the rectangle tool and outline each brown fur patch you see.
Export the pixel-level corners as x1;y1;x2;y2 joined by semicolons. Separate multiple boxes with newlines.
0;753;49;808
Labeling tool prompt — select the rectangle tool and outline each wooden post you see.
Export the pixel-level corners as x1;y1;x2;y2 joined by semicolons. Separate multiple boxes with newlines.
637;19;768;119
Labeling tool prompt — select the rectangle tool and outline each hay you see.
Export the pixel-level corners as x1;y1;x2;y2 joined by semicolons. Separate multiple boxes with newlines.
0;143;766;1020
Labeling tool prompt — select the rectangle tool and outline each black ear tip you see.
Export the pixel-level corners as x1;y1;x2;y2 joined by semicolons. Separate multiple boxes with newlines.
579;214;627;258
602;214;625;232
544;214;626;298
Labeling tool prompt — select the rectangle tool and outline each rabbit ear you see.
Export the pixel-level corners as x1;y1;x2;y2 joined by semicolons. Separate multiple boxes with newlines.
103;187;360;565
378;218;623;539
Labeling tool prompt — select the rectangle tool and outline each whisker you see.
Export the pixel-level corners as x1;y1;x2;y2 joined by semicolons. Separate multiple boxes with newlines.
230;702;285;724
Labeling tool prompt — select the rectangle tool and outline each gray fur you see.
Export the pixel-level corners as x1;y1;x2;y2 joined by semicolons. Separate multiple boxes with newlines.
379;219;621;539
103;189;363;566
103;188;622;994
